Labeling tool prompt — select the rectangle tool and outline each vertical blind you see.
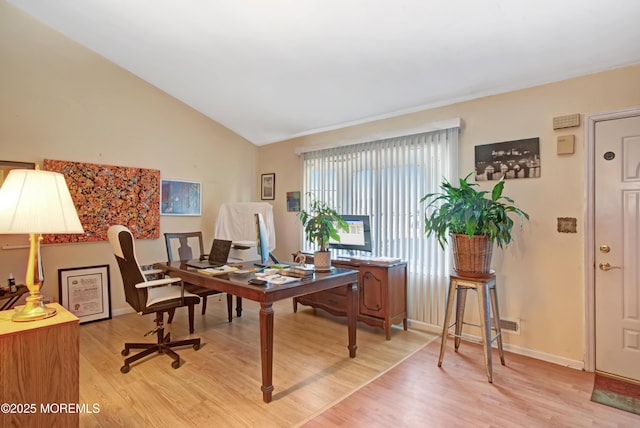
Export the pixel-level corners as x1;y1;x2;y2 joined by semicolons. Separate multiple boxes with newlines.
301;127;459;327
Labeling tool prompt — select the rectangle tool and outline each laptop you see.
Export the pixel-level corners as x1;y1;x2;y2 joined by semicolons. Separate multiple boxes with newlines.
185;239;232;269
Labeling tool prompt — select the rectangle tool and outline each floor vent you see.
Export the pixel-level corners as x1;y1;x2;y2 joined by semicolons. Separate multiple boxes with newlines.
491;317;520;335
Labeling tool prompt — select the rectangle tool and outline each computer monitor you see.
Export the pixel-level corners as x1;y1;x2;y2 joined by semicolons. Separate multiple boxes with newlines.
329;215;372;252
255;213;280;266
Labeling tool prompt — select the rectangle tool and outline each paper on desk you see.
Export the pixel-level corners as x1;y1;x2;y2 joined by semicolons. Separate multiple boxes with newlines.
262;274;300;285
197;265;238;276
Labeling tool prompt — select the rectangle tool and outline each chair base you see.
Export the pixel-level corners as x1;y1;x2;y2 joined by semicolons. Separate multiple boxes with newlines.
120;313;201;373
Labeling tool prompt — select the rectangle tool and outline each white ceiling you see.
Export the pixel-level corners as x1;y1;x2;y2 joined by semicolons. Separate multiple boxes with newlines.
8;0;640;146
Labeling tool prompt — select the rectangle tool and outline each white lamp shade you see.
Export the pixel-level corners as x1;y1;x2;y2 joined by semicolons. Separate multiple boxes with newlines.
0;169;84;234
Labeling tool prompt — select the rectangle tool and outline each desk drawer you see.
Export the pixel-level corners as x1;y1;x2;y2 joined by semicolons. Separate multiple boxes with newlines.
298;286;348;313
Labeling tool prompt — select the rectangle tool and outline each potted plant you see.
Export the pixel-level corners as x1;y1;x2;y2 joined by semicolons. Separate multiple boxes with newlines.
298;194;349;271
421;172;529;275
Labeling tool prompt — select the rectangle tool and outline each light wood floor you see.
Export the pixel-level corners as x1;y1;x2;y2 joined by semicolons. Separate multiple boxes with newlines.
78;297;433;427
79;297;639;427
303;338;640;428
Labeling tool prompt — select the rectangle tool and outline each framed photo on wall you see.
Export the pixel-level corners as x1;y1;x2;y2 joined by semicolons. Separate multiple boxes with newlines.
287;191;301;211
261;173;275;200
161;179;202;216
474;137;541;181
58;265;111;324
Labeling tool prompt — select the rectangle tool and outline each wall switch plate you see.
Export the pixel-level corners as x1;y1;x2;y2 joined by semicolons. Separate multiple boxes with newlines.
553;114;580;130
557;135;575;155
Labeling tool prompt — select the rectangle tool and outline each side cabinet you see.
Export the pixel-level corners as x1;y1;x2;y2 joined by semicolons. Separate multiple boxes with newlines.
0;303;80;427
294;258;407;340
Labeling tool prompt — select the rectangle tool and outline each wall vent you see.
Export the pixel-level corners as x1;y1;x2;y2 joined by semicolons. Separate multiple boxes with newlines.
552;113;580;130
491;317;520;335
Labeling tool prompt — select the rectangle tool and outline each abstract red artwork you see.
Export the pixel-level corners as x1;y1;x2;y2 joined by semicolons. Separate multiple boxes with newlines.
43;159;160;243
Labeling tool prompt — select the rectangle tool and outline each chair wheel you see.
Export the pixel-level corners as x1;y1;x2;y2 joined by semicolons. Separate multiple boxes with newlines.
121;348;129;356
193;344;200;351
172;360;180;369
120;365;130;374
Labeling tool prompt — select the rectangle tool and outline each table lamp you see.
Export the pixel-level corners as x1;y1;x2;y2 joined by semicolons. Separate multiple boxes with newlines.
0;168;84;321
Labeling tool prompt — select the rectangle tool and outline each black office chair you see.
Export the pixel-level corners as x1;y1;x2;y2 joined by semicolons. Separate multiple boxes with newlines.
108;225;201;373
164;232;234;321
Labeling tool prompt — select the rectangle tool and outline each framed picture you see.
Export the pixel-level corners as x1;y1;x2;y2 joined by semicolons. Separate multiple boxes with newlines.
0;160;36;187
58;265;111;324
44;159;160;242
474;137;541;181
287;191;301;211
161;179;201;216
261;173;275;200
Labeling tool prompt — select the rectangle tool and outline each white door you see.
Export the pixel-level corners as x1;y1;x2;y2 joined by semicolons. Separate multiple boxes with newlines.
595;115;640;381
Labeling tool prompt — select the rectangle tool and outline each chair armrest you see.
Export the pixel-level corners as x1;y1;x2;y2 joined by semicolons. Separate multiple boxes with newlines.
142;268;165;276
135;277;182;289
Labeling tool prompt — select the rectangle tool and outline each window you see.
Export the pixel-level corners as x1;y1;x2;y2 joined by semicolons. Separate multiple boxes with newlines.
301;126;459;326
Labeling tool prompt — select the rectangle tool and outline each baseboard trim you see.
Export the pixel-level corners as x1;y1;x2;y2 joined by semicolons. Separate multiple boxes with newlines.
111;306;135;317
407;320;584;371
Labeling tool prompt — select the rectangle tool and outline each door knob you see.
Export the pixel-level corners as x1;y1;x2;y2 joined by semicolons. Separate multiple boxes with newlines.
599;262;621;271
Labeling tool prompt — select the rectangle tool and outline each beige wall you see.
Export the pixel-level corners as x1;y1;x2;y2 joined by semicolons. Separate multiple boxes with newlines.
0;2;258;314
259;64;640;364
3;0;640;365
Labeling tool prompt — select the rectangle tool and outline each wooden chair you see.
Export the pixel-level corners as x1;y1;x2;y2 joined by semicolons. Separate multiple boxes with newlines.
107;225;201;373
164;232;234;321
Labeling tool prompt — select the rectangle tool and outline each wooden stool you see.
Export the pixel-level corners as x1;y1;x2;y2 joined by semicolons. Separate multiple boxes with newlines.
438;271;505;382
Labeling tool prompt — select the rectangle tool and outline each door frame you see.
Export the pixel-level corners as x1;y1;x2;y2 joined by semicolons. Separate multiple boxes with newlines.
584;105;640;372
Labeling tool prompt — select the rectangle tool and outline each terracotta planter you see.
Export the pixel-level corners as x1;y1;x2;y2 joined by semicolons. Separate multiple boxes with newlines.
313;250;332;271
450;234;493;275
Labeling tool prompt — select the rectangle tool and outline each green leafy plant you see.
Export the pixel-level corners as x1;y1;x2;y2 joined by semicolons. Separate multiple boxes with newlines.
421;172;529;249
298;194;349;252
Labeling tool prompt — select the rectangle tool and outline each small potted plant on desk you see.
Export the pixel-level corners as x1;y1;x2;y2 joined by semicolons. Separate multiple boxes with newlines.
298;194;349;271
421;172;529;276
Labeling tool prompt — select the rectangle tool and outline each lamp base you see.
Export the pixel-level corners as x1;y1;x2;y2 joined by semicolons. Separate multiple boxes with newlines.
12;295;57;322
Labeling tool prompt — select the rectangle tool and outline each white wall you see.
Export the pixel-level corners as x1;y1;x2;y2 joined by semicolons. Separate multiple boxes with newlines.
0;2;258;314
258;64;640;364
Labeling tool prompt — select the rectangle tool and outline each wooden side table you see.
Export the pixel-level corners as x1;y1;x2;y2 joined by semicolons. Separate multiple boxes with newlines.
0;285;29;310
0;303;80;427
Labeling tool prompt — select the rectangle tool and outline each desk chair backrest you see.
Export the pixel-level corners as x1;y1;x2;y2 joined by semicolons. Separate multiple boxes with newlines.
164;232;205;262
108;225;147;312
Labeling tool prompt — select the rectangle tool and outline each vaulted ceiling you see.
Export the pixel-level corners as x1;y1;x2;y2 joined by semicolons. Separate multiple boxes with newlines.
7;0;640;145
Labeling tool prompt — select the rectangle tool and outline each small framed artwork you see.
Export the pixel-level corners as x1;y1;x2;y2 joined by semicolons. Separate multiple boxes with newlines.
0;160;36;187
261;173;275;200
474;137;541;181
287;191;301;212
161;179;202;216
58;265;111;324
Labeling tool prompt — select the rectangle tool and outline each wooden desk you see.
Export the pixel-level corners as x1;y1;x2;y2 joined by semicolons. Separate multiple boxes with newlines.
0;303;79;427
155;261;359;403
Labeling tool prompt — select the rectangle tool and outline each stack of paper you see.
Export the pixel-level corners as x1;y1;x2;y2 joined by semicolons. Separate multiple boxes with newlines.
261;274;300;285
197;265;238;276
